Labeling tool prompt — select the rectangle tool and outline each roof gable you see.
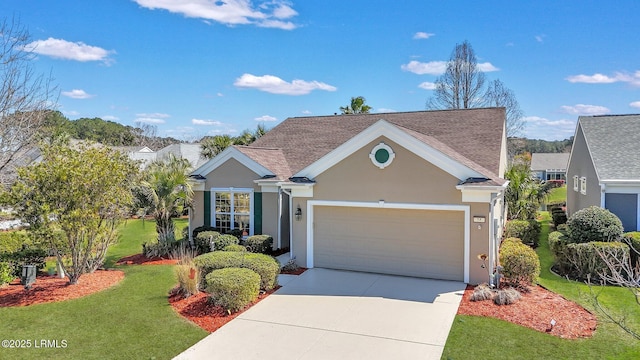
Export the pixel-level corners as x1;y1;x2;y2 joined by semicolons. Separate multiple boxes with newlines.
530;153;570;171
191;146;274;178
578;114;640;181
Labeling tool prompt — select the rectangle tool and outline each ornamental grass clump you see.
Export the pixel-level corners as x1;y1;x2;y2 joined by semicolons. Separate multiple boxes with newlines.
205;267;260;314
470;283;493;302
493;287;521;305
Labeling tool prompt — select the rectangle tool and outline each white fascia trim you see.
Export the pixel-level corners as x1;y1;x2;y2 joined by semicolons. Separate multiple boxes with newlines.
191;147;274;178
600;179;640;184
294;119;484;181
306;200;470;283
254;179;280;193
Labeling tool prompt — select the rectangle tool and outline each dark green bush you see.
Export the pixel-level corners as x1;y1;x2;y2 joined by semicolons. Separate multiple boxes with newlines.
0;231;30;254
192;225;218;240
245;235;273;253
0;261;14;285
222;244;247;252
195;231;221;253
556;224;568;233
205;267;260;313
565;241;630;282
504;220;540;247
226;229;244;239
567;206;623;244
194;251;279;290
548;231;571;274
623;232;640;267
0;247;48;277
551;208;568;227
499;238;540;287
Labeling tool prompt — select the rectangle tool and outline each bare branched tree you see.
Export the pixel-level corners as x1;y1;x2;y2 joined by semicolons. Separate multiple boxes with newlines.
427;41;486;110
0;17;55;186
485;79;525;137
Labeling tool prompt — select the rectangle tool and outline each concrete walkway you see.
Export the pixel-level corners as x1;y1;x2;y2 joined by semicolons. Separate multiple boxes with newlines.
175;268;465;360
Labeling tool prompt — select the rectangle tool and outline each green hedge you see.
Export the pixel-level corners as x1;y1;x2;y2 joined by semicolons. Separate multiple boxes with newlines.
565;241;630;282
623;232;640;267
0;261;13;285
214;235;239;251
504;220;540;247
567;206;623;243
222;244;247;252
245;235;273;254
205;267;260;313
194;231;220;253
194;251;279;290
499;237;540;287
191;225;217;240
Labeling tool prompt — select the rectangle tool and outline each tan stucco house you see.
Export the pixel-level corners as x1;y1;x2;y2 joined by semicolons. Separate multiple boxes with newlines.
567;114;640;232
189;108;509;285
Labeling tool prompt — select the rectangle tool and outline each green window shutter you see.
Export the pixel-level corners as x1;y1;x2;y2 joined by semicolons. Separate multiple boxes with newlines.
254;192;262;234
204;191;211;227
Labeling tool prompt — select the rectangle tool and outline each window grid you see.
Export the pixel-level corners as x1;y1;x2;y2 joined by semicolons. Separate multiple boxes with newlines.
213;190;252;235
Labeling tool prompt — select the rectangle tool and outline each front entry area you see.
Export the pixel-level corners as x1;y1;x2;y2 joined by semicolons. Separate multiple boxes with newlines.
311;204;466;281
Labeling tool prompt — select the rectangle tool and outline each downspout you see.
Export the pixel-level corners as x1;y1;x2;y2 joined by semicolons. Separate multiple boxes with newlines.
488;194;496;286
277;189;282;249
281;188;293;260
600;183;606;208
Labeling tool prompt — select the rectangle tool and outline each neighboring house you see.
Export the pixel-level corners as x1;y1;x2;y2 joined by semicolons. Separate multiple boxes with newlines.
530;153;570;182
567;114;640;232
189;108;509;285
113;143;207;170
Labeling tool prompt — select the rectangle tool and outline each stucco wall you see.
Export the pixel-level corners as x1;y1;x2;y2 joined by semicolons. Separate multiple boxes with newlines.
204;158;261;191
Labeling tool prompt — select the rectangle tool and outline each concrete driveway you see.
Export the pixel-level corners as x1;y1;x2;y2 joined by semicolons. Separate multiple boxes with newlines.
175;268;465;360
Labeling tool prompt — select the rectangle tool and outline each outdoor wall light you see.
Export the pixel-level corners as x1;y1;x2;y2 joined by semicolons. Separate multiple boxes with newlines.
295;205;302;221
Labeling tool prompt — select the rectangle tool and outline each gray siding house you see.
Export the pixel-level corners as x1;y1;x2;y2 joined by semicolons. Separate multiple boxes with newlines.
566;114;640;231
531;153;570;181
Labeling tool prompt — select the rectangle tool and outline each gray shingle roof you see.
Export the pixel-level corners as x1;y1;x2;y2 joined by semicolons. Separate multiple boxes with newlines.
579;114;640;181
249;108;506;183
530;153;570;171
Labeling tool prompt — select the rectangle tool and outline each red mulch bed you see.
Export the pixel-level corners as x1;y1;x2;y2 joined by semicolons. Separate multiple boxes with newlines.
168;287;279;333
116;253;179;265
280;267;307;275
0;270;125;307
458;284;597;339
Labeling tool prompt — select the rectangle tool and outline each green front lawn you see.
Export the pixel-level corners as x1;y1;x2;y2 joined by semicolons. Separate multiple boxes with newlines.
442;212;640;359
546;185;567;204
0;218;206;360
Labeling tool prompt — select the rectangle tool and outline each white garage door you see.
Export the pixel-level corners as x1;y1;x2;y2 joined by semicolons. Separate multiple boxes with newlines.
313;206;465;281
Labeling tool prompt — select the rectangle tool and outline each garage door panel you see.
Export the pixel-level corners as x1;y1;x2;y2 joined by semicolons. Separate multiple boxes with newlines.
314;206;464;281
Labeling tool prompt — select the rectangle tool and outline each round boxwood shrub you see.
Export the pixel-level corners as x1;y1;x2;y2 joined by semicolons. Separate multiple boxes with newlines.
499;237;540;287
245;234;273;254
194;251;279;290
222;244;248;252
195;231;220;253
192;225;217;240
214;234;240;251
205;267;260;313
567;206;623;244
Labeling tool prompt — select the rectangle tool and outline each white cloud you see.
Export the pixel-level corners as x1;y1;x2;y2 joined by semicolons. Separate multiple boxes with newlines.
301;110;312;115
136;112;170;118
630;101;640;108
566;71;640;86
254;115;277;122
413;32;434;40
560;104;610;115
522;116;576;140
401;60;498;75
418;81;437;90
134;0;298;30
135;117;166;124
102;115;119;121
376;108;396;113
234;73;337;95
401;60;447;75
62;89;95;99
24;38;114;64
192;118;222;126
535;34;545;43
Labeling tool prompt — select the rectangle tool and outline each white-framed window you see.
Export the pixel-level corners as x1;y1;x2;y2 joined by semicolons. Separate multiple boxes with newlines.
580;177;587;195
212;188;253;236
573;175;579;192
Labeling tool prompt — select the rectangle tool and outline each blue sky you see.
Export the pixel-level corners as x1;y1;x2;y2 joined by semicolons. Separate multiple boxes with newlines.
3;1;639;141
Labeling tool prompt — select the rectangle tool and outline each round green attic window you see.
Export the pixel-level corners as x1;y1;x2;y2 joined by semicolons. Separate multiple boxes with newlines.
369;142;395;169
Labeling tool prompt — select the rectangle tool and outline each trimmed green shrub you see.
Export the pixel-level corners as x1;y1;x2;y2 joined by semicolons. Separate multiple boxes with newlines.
194;251;279;290
226;229;244;239
548;231;572;274
194;231;220;253
205;267;260;313
623;232;640;267
567;206;623;244
499;238;540;287
0;261;14;286
556;223;568;233
565;241;630;282
551;208;568;227
504;220;540;247
222;244;247;252
245;234;273;253
213;234;239;251
192;225;217;240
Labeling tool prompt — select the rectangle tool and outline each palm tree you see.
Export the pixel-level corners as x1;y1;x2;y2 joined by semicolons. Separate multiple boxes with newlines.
200;135;234;159
504;159;552;220
340;96;372;114
137;154;193;243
